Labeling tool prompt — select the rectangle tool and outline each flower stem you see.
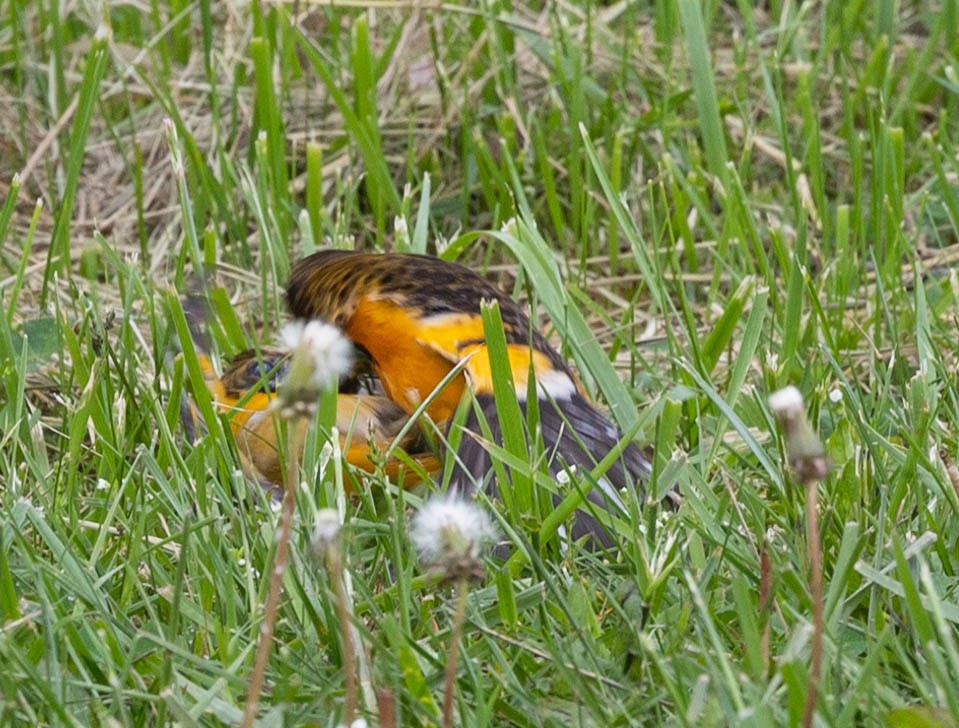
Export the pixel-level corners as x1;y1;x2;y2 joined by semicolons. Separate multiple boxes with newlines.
442;577;470;728
328;543;358;725
241;419;301;728
801;482;823;728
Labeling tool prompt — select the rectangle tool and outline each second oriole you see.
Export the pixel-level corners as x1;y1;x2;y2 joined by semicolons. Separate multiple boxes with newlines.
286;250;653;544
180;297;438;491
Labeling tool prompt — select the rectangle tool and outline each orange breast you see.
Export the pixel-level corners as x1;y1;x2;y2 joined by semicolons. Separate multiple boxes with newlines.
347;297;466;422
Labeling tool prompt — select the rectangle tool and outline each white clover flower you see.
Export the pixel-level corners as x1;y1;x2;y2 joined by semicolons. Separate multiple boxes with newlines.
555;464;578;488
768;385;830;484
311;508;342;556
411;497;497;566
768;385;804;420
337;720;368;728
280;320;353;387
276;320;353;412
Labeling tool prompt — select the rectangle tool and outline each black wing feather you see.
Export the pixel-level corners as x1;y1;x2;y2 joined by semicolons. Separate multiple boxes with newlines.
449;393;650;546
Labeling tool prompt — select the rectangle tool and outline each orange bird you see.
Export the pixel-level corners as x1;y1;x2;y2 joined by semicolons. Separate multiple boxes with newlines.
180;298;438;491
286;250;652;544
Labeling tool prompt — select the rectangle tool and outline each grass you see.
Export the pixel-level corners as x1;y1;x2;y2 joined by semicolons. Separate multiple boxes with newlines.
2;0;959;725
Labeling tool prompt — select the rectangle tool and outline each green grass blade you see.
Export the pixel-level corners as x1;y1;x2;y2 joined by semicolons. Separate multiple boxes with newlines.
676;0;729;188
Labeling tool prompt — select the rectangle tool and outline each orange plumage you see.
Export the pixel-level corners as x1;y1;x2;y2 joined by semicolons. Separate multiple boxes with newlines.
286;250;652;544
180;299;438;492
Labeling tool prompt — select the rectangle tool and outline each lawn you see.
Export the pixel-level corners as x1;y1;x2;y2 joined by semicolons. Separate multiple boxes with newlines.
2;1;959;726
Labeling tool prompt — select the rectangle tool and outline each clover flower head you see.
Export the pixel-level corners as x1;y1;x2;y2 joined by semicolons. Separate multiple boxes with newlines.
768;386;831;484
275;320;353;414
411;497;497;581
311;508;343;556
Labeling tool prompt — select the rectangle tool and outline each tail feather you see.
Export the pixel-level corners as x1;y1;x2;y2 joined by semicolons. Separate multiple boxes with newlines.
181;293;212;356
449;393;649;546
178;293;216;444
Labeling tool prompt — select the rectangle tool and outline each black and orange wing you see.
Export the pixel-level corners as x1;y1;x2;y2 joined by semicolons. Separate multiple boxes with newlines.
286;251;653;546
286;250;579;419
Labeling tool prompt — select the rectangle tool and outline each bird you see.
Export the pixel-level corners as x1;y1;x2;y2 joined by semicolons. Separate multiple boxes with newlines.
179;295;439;493
286;250;654;545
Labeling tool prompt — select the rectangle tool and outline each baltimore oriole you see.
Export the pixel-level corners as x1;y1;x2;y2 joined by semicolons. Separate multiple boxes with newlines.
179;297;439;491
286;250;653;544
